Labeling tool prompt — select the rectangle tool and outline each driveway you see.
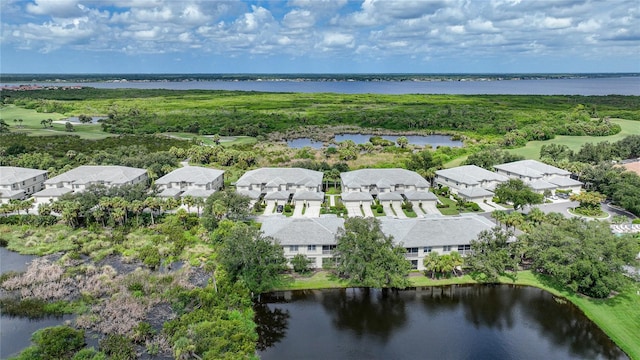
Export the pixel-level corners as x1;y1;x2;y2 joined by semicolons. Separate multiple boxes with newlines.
292;204;304;217
361;205;374;218
263;201;276;216
392;203;407;218
420;203;440;215
345;203;363;217
304;204;321;218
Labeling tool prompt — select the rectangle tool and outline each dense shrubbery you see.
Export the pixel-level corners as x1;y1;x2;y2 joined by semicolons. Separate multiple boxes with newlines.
5;89;636;138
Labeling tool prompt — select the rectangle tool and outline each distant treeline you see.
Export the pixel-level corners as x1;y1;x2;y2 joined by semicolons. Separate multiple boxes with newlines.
2;73;638;83
3;88;639;144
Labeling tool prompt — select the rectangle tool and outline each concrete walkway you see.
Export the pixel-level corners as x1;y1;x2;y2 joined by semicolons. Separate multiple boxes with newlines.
263;202;276;216
292;204;304;217
329;195;336;207
362;204;374;218
392;203;407;218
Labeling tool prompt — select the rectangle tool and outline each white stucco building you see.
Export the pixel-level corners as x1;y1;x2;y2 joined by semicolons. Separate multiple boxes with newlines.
494;160;583;194
435;165;509;202
33;165;148;204
0;167;48;204
155;166;224;199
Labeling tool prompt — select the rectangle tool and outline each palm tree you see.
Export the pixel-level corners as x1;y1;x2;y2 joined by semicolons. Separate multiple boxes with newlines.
423;251;441;279
527;207;545;225
449;251;463;276
130;200;145;226
491;210;508;228
182;195;195;213
194;197;205;216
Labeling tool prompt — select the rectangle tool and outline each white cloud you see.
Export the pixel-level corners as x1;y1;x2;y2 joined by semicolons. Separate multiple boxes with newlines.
320;32;355;48
283;9;315;28
26;0;82;17
540;17;572;29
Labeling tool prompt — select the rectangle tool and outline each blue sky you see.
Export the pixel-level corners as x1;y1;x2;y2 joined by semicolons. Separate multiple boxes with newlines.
1;0;639;74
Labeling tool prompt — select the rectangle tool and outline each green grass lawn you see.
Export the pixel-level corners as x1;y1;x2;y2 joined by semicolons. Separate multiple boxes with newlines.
162;132;257;147
0;105;115;140
436;195;460;215
507;118;640;159
276;270;640;359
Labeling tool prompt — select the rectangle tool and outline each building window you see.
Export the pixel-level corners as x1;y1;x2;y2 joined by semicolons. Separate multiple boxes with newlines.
457;245;471;255
406;247;419;257
443;246;451;252
410;260;418;270
322;245;336;255
290;245;298;253
307;245;316;252
424;246;432;254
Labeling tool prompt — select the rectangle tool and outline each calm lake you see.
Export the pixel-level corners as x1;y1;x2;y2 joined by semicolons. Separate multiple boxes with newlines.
287;134;463;149
0;247;71;359
255;286;627;360
5;76;639;95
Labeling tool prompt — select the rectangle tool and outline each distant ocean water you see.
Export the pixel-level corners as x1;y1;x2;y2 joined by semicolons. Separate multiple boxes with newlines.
3;76;639;95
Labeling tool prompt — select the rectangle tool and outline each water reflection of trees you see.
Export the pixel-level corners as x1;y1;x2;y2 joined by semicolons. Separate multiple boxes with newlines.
254;303;290;351
418;284;518;330
520;289;625;359
320;288;407;342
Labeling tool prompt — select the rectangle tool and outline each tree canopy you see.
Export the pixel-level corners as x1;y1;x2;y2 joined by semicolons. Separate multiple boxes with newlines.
494;179;543;210
218;222;288;296
522;218;638;298
334;217;411;289
201;189;251;231
466;227;519;282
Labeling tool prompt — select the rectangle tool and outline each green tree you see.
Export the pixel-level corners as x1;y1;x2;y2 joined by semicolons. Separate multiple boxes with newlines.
466;227;518;282
32;325;85;360
291;254;313;274
396;136;409;148
218;222;288;296
522;218;638;298
540;143;573;162
65;122;75;132
201;190;250;231
334;217;411;289
0;119;9;133
494;179;543;210
464;148;524;170
570;191;605;215
423;251;441;279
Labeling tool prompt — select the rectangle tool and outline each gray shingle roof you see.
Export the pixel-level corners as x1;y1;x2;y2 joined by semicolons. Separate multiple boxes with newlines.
457;187;494;199
235;168;323;187
378;191;404;201
494;160;570;178
341;168;429;189
435;165;509;186
404;190;438;201
341;192;374;201
155;166;224;186
237;189;262;199
264;190;291;200
181;188;215;198
292;190;325;201
547;176;583;187
158;188;183;197
527;179;556;191
0;167;47;185
379;215;495;247
260;215;345;246
45;166;147;186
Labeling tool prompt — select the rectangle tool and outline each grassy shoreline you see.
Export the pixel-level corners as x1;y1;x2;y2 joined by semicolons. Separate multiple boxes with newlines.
276;270;640;360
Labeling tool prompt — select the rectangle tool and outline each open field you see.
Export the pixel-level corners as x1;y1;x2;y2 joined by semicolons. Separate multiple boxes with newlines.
0;105;115;140
507;118;640;159
277;270;640;360
162;132;257;147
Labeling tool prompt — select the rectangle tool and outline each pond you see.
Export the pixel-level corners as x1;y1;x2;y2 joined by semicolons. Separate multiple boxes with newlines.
255;285;626;360
287;134;463;149
287;138;325;149
334;134;463;147
0;247;72;359
62;116;107;124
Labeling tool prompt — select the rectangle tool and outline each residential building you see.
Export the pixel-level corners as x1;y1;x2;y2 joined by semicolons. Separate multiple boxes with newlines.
33;165;147;203
340;168;435;212
379;214;495;270
155;166;224;199
260;215;344;269
494;160;582;194
435;165;509;201
0;167;48;203
261;214;494;271
235;167;323;199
